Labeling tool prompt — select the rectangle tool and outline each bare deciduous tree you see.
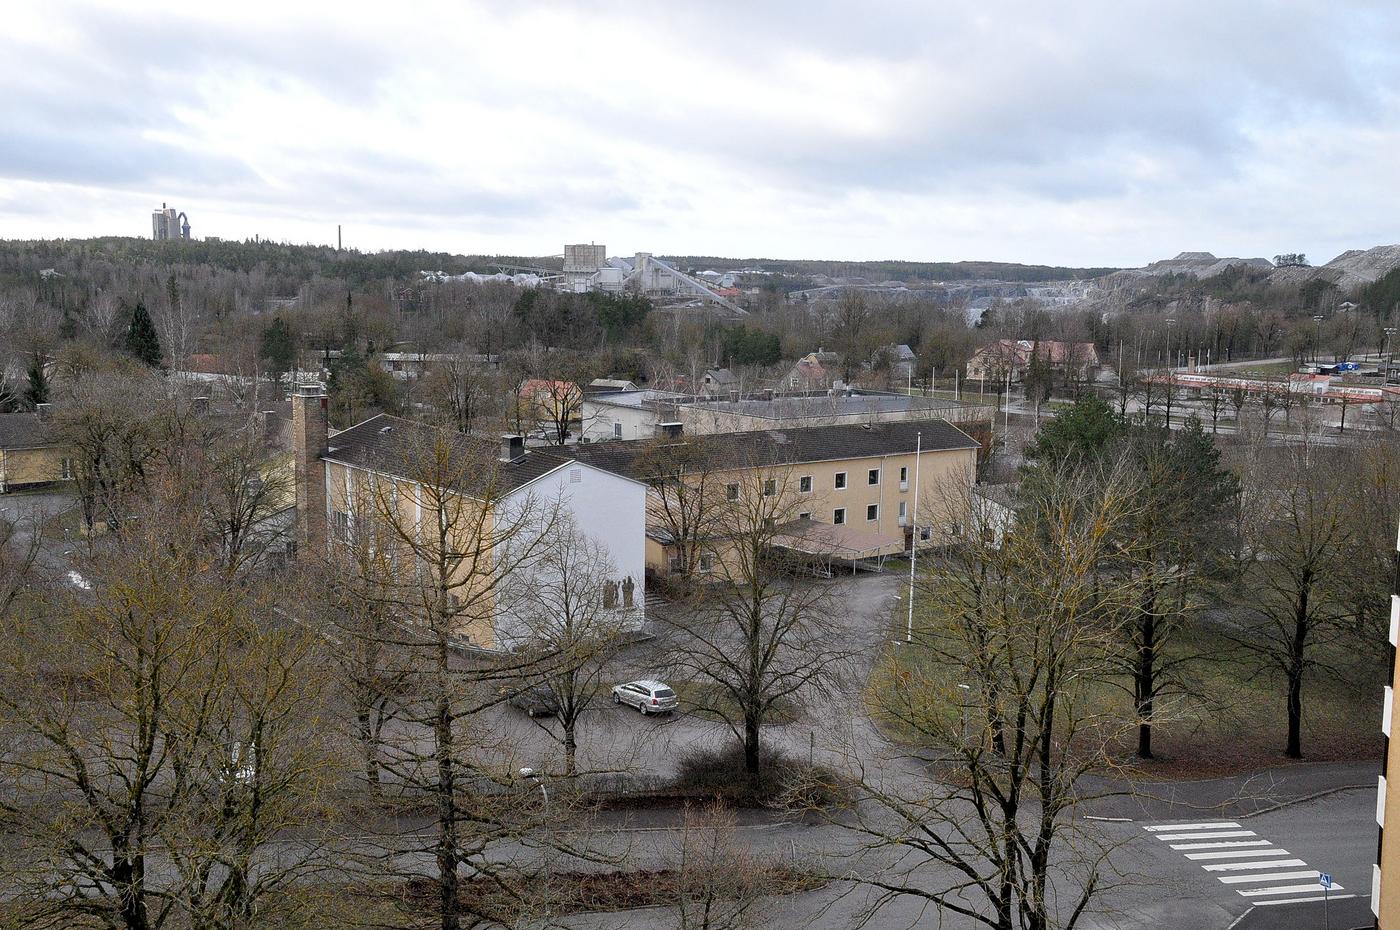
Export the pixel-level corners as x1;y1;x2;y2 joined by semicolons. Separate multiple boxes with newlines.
829;461;1156;930
504;518;635;776
664;464;845;788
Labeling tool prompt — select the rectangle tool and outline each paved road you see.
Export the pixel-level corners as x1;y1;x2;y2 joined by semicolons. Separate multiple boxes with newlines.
1086;788;1375;930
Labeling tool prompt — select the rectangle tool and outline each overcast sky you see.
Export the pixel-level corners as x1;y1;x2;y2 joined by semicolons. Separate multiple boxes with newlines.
2;0;1397;267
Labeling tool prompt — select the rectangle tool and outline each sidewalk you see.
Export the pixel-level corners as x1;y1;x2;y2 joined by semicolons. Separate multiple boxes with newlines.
1076;759;1378;821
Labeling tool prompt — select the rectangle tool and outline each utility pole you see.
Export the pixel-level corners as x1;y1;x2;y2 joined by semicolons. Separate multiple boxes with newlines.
905;431;922;645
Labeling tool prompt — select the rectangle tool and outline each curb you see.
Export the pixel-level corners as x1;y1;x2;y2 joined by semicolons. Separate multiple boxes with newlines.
1238;783;1373;819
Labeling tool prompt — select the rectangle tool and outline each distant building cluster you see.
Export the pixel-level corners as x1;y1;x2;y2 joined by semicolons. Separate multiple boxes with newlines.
152;203;191;240
420;243;747;315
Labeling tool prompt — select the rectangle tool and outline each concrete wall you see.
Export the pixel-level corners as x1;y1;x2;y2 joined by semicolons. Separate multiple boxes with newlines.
580;399;666;442
678;401;983;435
0;446;71;491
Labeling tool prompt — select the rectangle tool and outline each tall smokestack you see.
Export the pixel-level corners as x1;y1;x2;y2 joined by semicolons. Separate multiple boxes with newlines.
292;382;329;557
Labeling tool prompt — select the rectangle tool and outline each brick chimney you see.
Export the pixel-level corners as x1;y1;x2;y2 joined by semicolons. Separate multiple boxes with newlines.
292;383;328;557
500;434;525;463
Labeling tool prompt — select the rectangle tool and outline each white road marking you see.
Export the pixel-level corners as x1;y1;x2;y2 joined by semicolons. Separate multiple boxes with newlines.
1202;859;1306;871
1143;821;1342;903
1238;883;1343;897
1154;830;1256;841
1218;870;1319;884
1254;894;1357;906
1173;839;1272;851
1186;848;1290;860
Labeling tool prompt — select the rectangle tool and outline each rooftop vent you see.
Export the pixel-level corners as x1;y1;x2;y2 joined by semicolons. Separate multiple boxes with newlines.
500;434;525;463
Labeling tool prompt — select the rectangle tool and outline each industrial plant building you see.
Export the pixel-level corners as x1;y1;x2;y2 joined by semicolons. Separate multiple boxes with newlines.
152;203;191;240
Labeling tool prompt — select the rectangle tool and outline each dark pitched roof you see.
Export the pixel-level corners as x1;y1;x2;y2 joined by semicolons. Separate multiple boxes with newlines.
0;413;56;451
562;418;980;480
322;414;570;493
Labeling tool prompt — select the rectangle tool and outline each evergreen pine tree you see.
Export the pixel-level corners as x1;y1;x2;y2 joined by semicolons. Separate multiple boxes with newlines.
124;301;162;367
24;353;49;407
259;317;296;385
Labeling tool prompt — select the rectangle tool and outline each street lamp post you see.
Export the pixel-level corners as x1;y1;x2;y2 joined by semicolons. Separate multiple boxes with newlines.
1164;318;1176;372
519;767;548;811
1312;314;1324;363
1384;327;1397;382
957;683;972;745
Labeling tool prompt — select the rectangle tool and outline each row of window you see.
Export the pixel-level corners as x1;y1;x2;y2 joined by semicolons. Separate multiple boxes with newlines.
826;501;910;525
725;465;911;500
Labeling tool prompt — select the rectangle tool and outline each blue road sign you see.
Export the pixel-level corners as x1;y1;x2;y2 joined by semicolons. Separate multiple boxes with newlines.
1320;873;1333;889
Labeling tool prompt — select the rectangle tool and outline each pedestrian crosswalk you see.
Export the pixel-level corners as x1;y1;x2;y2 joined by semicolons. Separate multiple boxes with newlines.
1142;820;1356;907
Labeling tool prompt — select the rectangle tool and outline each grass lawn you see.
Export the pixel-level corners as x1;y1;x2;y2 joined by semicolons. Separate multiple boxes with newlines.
869;609;1384;780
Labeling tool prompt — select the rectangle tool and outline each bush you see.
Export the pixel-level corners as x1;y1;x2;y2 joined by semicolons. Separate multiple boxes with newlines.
673;742;850;809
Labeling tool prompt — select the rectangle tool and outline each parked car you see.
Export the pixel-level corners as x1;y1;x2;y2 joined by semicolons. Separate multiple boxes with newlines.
611;679;678;715
504;684;560;718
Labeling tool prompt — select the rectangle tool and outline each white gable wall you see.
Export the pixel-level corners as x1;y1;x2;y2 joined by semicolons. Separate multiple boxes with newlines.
494;460;647;647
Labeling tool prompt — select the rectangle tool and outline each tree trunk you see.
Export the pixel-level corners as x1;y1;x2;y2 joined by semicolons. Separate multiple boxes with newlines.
1285;591;1309;759
564;721;578;777
743;714;761;790
434;638;460;930
111;840;152;930
1135;584;1157;759
1285;661;1303;759
357;704;381;790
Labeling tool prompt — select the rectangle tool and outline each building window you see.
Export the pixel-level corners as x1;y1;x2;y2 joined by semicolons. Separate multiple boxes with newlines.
899;466;908;484
920;527;932;541
898;501;907;524
332;510;352;543
700;553;715;572
613;422;622;438
799;511;811;520
867;504;879;521
763;479;776;496
60;457;73;480
726;483;740;501
868;468;880;486
799;475;812;494
834;472;847;490
949;522;963;537
833;508;846;525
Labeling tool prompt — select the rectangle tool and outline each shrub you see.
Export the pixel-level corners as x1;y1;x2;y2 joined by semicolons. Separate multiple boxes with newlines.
673;742;850;809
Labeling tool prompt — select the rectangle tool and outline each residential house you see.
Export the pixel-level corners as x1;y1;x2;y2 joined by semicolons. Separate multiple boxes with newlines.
965;340;1101;383
971;484;1018;547
785;349;843;391
701;368;740;397
875;344;917;381
0;408;72;493
567;418;980;579
292;387;646;650
588;378;641;392
518;378;585;440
